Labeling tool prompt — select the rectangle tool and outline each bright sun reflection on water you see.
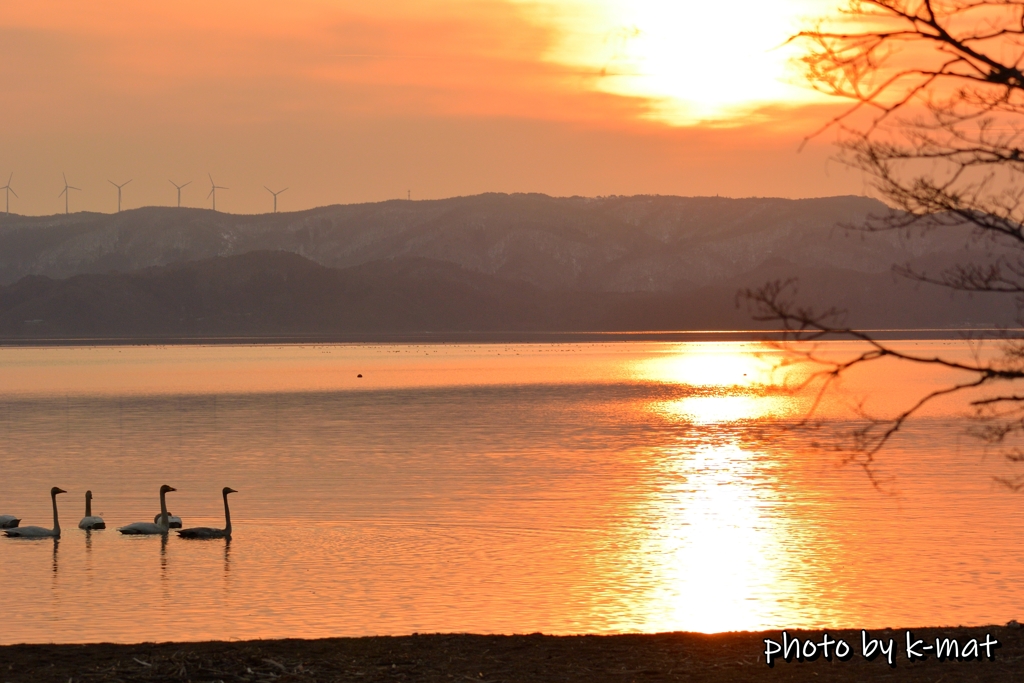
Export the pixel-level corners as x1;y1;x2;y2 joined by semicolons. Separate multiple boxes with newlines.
632;342;800;388
627;343;809;631
648;349;768;386
661;394;790;425
641;342;801;425
635;444;796;633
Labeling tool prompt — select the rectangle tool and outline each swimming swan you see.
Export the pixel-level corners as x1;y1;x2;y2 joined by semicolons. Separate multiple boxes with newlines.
3;487;65;538
153;513;182;528
118;485;176;535
177;487;236;540
0;515;20;529
78;490;105;530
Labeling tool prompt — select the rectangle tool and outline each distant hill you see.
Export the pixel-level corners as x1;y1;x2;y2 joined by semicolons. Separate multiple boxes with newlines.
0;250;1011;339
0;193;1015;337
0;193;982;295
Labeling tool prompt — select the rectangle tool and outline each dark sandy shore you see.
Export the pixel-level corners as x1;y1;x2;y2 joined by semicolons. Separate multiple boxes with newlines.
2;626;1022;683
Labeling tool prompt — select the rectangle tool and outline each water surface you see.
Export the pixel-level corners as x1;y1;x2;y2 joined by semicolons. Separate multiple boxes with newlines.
0;342;1021;643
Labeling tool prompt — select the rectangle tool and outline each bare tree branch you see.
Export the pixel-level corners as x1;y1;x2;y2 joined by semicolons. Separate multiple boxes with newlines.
746;1;1024;483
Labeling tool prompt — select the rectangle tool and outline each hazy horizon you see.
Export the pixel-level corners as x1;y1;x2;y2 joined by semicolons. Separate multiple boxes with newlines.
0;189;876;219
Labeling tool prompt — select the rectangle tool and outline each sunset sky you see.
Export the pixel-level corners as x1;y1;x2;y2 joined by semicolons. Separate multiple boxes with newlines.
0;1;861;215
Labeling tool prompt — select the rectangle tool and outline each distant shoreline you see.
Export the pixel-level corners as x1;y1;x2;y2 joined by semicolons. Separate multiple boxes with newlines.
0;328;1018;347
2;626;1020;682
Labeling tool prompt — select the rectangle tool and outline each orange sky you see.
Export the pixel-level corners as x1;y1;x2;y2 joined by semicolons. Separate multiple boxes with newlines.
0;1;861;215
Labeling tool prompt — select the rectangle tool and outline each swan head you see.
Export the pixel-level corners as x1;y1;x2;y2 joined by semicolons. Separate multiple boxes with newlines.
51;487;67;496
85;490;92;501
160;485;176;494
223;487;237;496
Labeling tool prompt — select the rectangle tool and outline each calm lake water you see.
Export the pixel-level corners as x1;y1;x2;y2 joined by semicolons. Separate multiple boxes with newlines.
0;341;1021;644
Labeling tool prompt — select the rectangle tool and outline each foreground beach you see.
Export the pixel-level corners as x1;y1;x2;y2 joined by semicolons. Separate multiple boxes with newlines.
3;627;1021;682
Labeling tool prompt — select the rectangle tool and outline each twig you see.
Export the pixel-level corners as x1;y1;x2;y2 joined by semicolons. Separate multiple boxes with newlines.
263;658;288;672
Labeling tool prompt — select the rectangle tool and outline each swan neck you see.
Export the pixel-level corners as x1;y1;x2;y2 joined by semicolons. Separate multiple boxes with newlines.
51;491;61;535
85;495;92;518
159;489;169;529
223;491;232;536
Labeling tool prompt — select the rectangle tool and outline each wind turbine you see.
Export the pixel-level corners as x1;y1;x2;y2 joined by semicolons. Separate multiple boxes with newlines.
108;179;132;213
264;186;287;213
58;173;81;215
207;174;227;211
1;173;17;214
169;179;191;207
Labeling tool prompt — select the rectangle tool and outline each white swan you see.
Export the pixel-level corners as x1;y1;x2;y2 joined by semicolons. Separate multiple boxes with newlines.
177;487;236;540
78;490;105;530
3;487;65;538
0;514;20;529
153;513;182;528
118;485;176;535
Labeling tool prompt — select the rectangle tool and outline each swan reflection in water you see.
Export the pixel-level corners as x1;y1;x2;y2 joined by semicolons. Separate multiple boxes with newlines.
160;533;168;578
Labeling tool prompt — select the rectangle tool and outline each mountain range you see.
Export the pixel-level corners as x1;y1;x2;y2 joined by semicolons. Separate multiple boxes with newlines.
0;193;1012;338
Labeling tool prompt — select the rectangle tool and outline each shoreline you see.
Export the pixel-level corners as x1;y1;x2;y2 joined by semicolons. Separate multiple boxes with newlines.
4;626;1021;682
0;327;1016;347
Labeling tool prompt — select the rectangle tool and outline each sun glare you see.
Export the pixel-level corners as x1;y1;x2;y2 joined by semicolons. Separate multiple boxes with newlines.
522;0;832;124
661;395;788;425
634;343;784;387
634;343;802;424
631;443;800;632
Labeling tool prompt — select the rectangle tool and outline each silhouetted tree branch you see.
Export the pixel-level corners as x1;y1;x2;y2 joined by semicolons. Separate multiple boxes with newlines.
744;1;1024;486
744;281;1024;477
